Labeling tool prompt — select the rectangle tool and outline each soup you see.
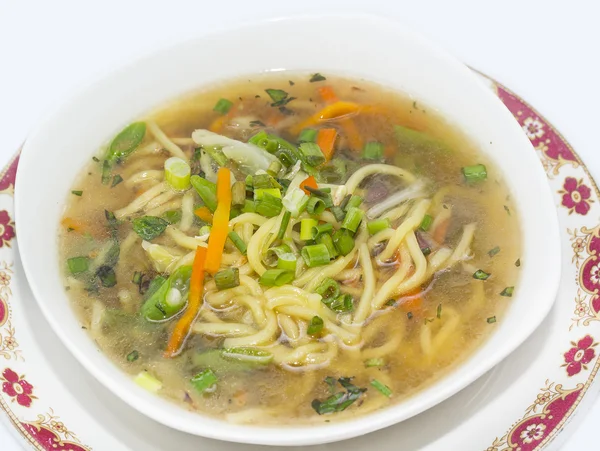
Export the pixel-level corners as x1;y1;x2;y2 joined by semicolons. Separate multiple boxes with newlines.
60;73;520;424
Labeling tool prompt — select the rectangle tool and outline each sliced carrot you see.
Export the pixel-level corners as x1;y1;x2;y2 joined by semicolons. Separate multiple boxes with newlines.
61;217;84;232
318;86;338;104
339;119;363;151
209;116;226;133
316;128;338;161
433;217;451;244
164;246;207;357
194;206;213;224
398;288;423;313
204;168;232;274
299;176;318;195
289;101;361;135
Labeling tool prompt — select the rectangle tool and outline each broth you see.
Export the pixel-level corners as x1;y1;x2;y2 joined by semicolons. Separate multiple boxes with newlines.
59;73;520;424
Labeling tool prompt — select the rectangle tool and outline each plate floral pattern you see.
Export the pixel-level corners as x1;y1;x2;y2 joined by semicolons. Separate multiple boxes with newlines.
0;74;598;451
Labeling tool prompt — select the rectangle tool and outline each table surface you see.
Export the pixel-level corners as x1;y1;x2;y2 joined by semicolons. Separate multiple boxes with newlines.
1;0;599;449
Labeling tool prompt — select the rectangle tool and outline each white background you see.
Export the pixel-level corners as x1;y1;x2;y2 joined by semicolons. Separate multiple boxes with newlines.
0;0;599;449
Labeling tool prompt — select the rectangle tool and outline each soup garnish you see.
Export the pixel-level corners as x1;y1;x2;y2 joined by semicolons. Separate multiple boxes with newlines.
60;73;520;424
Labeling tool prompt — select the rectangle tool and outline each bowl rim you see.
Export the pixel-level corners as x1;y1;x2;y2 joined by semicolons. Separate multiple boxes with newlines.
14;13;561;446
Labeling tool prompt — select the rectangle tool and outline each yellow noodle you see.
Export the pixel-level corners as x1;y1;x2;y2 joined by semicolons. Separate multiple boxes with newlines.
247;216;278;275
382;203;411;221
372;243;412;309
223;309;278;347
353;244;376;324
192;322;257;337
277;314;300;340
115;181;167;219
379;199;431;262
233;295;267;325
391;232;428;297
145;197;182;217
144;189;180;212
124;169;164;188
229;212;268;228
345;164;416;194
179;190;195;232
147;121;187;160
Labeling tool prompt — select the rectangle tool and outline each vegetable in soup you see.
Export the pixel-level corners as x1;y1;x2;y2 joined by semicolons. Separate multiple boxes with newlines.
60;73;520;424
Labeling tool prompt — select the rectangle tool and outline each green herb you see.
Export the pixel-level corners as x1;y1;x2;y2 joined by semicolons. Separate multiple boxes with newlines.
288;80;295;86
298;128;318;143
488;246;501;257
419;214;433;231
101;160;112;185
214;268;240;291
132;216;169;241
473;269;491;280
259;269;295;287
487;316;497;324
134;371;162;393
370;379;392;397
385;299;396;306
299;142;326;166
213;98;233;115
190;175;218;212
421;247;432;256
71;190;83;196
362;141;384;160
255;193;283;217
249;120;266;127
309;73;326;82
312;223;333;239
324;376;337;394
92;156;100;162
265;88;295;107
504;205;511;215
277;211;292;240
311;377;366;415
500;286;514;297
96;265;117;287
191;369;218;393
307;316;324;335
407;311;414;320
127;350;139;362
301;243;331;268
365;358;384;368
132;271;143;285
228;231;247;255
515;258;521;267
162;209;182;225
111;174;124;187
462;164;488;183
106;122;146;163
140;266;192;321
437;304;442;319
67;256;89;275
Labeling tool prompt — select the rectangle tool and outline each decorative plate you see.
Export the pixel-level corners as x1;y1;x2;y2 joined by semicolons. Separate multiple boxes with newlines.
0;72;597;451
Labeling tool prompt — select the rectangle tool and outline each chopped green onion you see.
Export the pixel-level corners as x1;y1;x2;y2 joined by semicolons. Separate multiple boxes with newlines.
111;174;122;187
504;205;511;215
267;161;282;177
254;188;281;200
500;286;514;297
329;294;354;312
265;88;294;107
199;225;212;236
101;160;112;185
126;350;139;362
300;218;319;241
277;253;297;271
67;256;89;275
203;146;228;166
333;229;355;256
437;303;442;319
134;371;162;392
165;157;191;191
419;214;433;231
249;131;277;153
214;268;240;291
282;187;309;217
277;211;292;240
298;128;318;143
222;347;274;364
368;218;391;235
213;98;233;114
488;246;501;257
365;358;384;368
342;207;364;233
92;156;100;162
253;173;280;189
473;269;491;280
190;175;218;212
421;246;432;256
260;269;295;286
191;369;218;393
307;316;324;335
331;206;346;222
462;164;488;183
370;379;392;397
318;233;338;259
299;142;326;166
231;181;246;207
515;258;521;267
266;244;292;262
309;73;327;82
227;231;246;255
71;190;83;196
245;175;254;191
339;194;351;211
96;265;117;287
315;278;340;302
487;316;497;324
301;244;331;268
312;223;333;238
307;196;326;215
132;216;169;240
345;195;363;211
362;141;384;160
242;199;256;213
255;193;283;218
131;271;143;285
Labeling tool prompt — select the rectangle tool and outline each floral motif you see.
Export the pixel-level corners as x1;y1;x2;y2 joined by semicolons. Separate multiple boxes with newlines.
20;409;90;451
519;423;546;444
560;177;592;215
522;117;545;140
0;271;11;286
0;155;19;196
572;237;586;254
1;368;35;407
574;301;589;318
563;336;596;376
0;211;14;248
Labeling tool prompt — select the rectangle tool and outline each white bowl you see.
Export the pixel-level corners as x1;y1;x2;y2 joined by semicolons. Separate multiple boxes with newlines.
14;14;561;446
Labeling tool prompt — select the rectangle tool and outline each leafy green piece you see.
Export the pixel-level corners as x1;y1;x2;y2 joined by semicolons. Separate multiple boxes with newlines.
370;379;392;397
111;174;124;187
191;369;218;393
307;316;324;335
311;377;367;415
500;286;514;297
473;269;490;280
141;266;192;321
132;216;169;240
309;73;326;82
488;246;500;257
162;210;182;225
265;89;295;107
96;265;117;287
127;350;139;362
71;190;83;196
106;122;146;163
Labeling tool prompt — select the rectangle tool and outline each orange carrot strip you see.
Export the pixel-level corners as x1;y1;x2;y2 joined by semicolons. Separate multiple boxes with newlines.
194;206;213;224
209;116;226;133
316;128;338;161
318;86;338;104
164;246;207;357
433;217;451;244
290;101;361;135
339;119;363;151
61;217;83;232
204;167;232;274
299;176;318;195
399;288;423;313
